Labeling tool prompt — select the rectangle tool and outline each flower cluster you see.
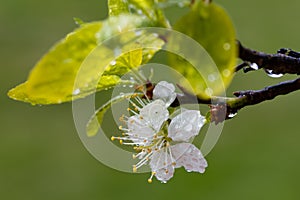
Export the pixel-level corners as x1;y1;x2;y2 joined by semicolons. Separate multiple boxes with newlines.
112;81;208;183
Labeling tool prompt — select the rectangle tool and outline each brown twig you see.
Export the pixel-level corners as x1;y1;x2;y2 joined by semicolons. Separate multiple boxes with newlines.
170;41;300;124
237;41;300;75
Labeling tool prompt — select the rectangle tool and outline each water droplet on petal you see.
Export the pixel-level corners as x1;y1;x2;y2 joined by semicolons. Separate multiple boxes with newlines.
184;124;193;132
265;69;283;78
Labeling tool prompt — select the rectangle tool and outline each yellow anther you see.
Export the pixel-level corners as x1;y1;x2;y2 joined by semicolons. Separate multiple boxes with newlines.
127;108;131;111
111;136;115;141
119;126;123;130
119;140;123;145
132;93;138;97
132;154;137;159
172;162;176;166
165;169;169;174
139;116;144;120
148;179;153;183
119;115;124;122
133;165;137;173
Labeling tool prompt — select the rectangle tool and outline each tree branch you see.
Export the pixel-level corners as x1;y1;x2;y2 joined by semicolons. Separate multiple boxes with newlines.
238;41;300;75
170;41;300;124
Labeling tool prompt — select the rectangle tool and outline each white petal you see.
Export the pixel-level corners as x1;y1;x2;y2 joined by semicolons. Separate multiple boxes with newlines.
155;166;175;183
140;99;169;132
168;110;205;142
153;81;177;107
127;115;155;137
150;149;175;183
171;143;208;173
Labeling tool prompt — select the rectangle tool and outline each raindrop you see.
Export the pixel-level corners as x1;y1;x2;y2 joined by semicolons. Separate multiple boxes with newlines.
222;69;231;77
114;47;122;57
184;124;193;132
250;63;259;70
265;69;283;78
208;74;216;82
205;88;213;96
135;30;142;36
137;9;143;15
177;2;186;7
152;33;159;38
223;43;231;51
63;58;72;63
228;112;237;118
73;89;81;95
110;60;117;66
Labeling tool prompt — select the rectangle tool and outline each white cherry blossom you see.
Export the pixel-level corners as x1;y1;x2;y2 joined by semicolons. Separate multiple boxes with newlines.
112;81;208;183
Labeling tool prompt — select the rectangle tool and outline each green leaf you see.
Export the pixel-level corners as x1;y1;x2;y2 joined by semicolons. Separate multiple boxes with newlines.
108;0;170;28
8;22;102;105
8;15;165;105
86;93;140;137
169;1;237;99
108;0;130;16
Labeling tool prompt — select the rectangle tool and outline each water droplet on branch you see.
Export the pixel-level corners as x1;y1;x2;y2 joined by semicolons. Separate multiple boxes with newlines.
265;69;283;78
228;112;237;119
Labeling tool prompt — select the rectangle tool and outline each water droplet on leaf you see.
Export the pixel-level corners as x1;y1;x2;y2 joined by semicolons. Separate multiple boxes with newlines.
73;89;81;95
223;43;231;51
205;88;213;96
110;60;117;66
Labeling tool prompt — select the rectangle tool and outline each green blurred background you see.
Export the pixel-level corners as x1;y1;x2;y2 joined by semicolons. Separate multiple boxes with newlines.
1;0;300;199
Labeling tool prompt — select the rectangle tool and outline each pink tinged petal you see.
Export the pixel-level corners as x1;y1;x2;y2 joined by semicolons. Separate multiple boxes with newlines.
171;143;208;173
140;100;169;132
168;110;205;142
150;149;175;183
127;115;155;138
153;81;177;107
